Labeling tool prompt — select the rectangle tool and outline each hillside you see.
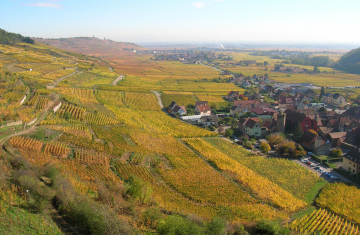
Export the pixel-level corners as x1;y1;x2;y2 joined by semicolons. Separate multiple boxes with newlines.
35;37;142;56
0;28;34;44
1;31;360;234
335;47;360;74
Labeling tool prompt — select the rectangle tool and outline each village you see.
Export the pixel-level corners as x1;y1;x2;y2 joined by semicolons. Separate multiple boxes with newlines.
166;74;360;185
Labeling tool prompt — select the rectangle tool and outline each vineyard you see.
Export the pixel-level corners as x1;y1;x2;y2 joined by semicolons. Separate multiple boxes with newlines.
57;103;86;120
161;93;196;107
36;97;50;110
58;72;95;87
204;138;321;200
44;141;71;158
184;138;307;212
115;163;287;222
287;209;359;235
74;149;110;166
316;183;360;223
107;105;217;138
41;68;75;81
9;136;44;151
85;112;119;126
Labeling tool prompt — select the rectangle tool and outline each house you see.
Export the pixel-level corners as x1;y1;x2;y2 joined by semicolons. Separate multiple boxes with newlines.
168;101;178;110
328;132;347;147
343;107;360;120
264;85;275;94
244;118;261;137
239;117;261;137
200;114;219;126
301;130;323;153
322;93;333;104
295;93;310;105
233;100;261;109
228;91;240;101
195;101;211;115
171;105;187;115
242;81;252;87
259;82;267;89
274;90;288;98
343;147;360;175
304;89;317;99
251;106;277;119
262;120;276;133
284;109;319;132
318;127;334;138
264;77;271;84
230;106;248;116
332;93;346;107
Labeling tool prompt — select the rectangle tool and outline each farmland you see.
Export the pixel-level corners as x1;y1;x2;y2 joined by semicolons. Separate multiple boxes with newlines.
1;37;359;234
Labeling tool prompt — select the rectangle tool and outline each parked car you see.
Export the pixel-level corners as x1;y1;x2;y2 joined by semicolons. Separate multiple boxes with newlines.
326;173;332;178
307;152;314;155
314;166;320;170
307;162;311;165
330;175;338;179
301;158;308;163
310;163;316;167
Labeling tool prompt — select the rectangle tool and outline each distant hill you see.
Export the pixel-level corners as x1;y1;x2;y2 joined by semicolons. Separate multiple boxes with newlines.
335;47;360;74
34;37;142;56
0;28;34;44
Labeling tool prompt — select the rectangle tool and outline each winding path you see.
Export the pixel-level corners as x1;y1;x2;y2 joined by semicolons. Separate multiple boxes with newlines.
0;95;59;146
112;75;124;85
150;90;165;110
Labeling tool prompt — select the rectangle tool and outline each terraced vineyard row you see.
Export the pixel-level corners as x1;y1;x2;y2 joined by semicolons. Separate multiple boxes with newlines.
288;209;359;235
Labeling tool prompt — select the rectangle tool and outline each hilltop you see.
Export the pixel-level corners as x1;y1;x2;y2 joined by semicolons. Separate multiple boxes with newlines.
0;28;34;44
335;47;360;74
35;37;142;56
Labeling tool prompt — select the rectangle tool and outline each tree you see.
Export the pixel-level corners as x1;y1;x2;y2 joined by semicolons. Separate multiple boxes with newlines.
318;107;327;112
320;86;325;96
264;61;269;66
311;98;320;103
210;102;219;110
125;175;153;204
293;122;304;143
260;142;271;154
266;133;285;146
206;217;227;235
330;149;342;158
225;129;234;137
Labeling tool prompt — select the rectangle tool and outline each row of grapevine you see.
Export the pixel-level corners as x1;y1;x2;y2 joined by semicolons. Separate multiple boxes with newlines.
74;149;110;167
184;138;307;212
44;141;70;158
46;124;92;139
37;97;50;110
85;112;118;126
288;208;359;235
9;136;43;152
57;103;86;120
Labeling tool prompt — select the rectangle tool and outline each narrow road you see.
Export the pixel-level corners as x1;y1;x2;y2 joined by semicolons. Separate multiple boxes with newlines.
47;68;79;89
151;90;165;110
0;95;59;146
108;66;114;72
112;75;124;85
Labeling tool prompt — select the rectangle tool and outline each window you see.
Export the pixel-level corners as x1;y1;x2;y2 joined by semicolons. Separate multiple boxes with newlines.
354;164;356;167
255;132;258;135
349;167;352;171
353;169;355;173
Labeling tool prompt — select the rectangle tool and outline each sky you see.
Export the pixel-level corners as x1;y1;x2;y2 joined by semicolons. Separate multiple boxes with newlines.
1;0;360;44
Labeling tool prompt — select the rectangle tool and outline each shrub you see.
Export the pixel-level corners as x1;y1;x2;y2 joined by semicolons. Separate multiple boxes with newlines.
255;220;290;235
157;215;204;235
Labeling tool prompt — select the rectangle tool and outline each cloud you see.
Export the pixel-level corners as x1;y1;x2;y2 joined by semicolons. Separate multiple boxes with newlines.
192;0;225;8
24;2;62;8
192;2;207;8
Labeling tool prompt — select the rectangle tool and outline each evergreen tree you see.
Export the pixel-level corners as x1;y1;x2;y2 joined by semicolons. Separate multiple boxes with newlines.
293;122;304;142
